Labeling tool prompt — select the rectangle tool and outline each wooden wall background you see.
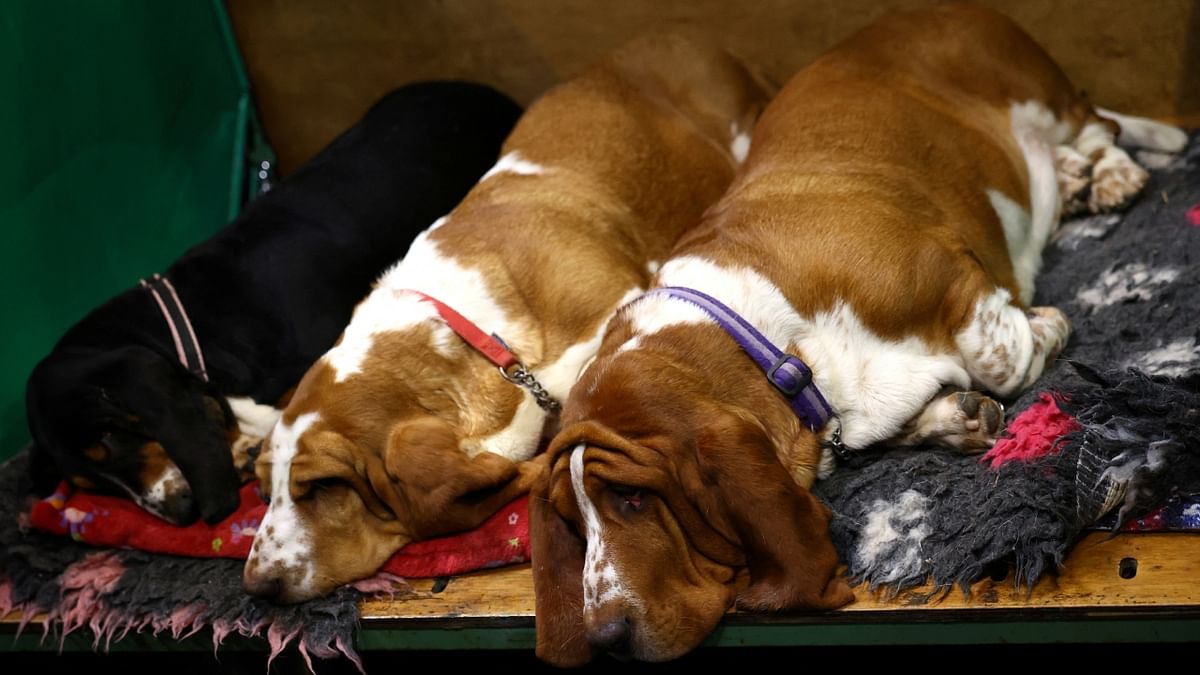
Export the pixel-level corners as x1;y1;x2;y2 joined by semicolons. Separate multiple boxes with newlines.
226;0;1200;175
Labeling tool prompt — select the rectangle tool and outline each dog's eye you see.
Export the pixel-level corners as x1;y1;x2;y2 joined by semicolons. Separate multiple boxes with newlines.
610;485;646;513
293;476;341;501
94;431;129;458
312;477;349;495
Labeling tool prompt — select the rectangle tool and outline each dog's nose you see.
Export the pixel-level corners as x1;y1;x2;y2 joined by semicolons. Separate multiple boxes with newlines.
243;572;283;600
587;615;632;654
145;490;198;526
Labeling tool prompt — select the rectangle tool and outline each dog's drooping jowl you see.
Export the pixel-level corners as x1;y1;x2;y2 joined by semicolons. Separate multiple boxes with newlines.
25;82;521;526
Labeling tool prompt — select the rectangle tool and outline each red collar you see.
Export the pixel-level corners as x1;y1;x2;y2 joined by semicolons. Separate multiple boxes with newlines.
410;291;560;413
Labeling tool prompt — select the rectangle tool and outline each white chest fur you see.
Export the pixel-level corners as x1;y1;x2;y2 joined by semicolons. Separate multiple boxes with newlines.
624;256;971;449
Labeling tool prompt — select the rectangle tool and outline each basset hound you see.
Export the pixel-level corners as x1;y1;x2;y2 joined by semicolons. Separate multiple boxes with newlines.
242;33;772;603
25;82;521;525
530;2;1186;665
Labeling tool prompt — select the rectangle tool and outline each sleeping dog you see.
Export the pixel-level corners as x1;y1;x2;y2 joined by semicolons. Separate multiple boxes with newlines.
242;33;771;603
530;3;1186;665
25;82;521;525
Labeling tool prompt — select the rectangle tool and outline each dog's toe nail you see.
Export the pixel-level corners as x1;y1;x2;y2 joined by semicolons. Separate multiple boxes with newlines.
982;401;1003;432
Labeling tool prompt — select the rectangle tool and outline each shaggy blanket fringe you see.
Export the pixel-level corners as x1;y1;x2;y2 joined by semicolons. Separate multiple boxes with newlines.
0;448;397;670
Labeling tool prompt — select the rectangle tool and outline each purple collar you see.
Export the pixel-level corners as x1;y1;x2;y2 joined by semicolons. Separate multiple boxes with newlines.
639;286;834;431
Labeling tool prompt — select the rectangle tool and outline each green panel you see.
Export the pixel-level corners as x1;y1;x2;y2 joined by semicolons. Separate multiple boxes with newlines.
0;1;257;458
348;617;1200;650
5;616;1199;652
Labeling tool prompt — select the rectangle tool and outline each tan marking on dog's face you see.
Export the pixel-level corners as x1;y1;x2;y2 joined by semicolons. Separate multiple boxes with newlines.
83;444;108;462
134;441;192;522
137;441;172;486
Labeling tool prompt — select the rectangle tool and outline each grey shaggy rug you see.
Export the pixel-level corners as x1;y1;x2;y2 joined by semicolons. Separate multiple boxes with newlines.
0;448;373;670
812;132;1200;596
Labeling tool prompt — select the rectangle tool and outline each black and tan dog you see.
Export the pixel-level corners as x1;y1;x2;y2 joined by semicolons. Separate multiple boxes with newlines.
25;82;521;525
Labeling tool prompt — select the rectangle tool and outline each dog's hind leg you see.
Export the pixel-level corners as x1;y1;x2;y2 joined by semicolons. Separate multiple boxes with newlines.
227;396;282;480
1052;108;1184;216
228;396;282;437
1070;114;1149;214
1054;144;1092;217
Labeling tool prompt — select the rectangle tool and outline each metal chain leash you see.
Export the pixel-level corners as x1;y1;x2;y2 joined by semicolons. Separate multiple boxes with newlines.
500;364;561;413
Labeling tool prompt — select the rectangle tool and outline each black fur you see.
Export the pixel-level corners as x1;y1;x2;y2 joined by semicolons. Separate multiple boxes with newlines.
25;82;522;524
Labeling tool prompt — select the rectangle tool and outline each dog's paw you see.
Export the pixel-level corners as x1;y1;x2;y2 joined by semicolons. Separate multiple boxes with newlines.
948;391;1005;453
1088;147;1148;213
1055;145;1091;217
231;434;264;481
896;390;1004;453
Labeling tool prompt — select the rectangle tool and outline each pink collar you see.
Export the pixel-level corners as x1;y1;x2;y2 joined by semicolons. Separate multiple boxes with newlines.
139;273;209;382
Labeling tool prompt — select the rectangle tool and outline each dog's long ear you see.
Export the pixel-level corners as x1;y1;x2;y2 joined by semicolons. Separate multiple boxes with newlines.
530;443;594;667
152;404;242;524
383;416;538;538
702;419;854;612
25;359;86;496
26;372;65;495
27;442;63;496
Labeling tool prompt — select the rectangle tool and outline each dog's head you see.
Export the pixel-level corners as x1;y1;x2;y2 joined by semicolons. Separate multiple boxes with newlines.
530;346;854;665
243;315;544;603
26;344;242;525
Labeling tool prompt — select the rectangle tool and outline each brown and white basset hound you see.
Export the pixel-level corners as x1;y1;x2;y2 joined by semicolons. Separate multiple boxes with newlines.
530;2;1186;665
242;32;772;603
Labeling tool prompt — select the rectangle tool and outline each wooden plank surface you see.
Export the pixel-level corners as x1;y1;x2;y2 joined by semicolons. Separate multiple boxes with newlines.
362;531;1200;626
4;531;1197;636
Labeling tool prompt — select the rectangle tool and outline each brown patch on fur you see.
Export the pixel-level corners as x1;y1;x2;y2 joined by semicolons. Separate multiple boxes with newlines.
83;444;108;462
70;475;98;489
670;3;1099;349
138;441;173;487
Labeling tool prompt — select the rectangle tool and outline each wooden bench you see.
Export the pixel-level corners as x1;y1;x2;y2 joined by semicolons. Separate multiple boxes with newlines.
6;531;1195;653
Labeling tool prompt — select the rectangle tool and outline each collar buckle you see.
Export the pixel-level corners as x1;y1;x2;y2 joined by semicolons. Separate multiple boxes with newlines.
767;354;812;397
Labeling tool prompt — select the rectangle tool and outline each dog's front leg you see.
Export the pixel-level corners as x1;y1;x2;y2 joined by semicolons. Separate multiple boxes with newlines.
955;289;1071;398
